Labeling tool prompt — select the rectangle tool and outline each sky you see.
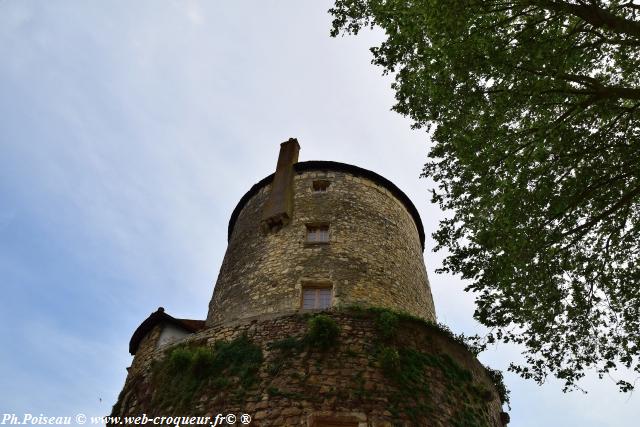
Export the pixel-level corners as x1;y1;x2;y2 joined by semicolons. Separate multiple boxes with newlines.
0;1;637;425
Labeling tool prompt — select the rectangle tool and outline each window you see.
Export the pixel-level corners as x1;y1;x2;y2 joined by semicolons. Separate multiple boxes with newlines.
302;286;333;309
314;422;357;427
308;414;360;427
306;225;329;243
312;180;330;192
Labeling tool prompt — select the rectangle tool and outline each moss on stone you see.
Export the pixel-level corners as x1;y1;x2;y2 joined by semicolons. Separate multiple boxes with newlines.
380;346;493;426
346;307;496;426
452;407;490;427
376;310;399;341
377;345;401;372
306;314;340;350
118;310;507;425
268;336;305;353
485;366;511;406
344;347;359;357
150;334;263;411
339;304;483;354
338;304;510;408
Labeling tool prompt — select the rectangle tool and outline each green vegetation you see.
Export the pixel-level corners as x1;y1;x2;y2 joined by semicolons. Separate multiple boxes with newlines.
339;304;484;355
123;310;507;424
375;310;399;341
340;306;501;425
485;367;511;407
352;371;368;400
165;309;506;426
331;0;640;392
345;347;359;357
267;313;341;362
285;308;506;418
452;408;489;427
338;304;510;406
306;314;341;350
380;346;491;426
151;334;263;411
266;386;308;400
263;314;341;399
266;336;306;376
268;336;305;353
377;345;400;372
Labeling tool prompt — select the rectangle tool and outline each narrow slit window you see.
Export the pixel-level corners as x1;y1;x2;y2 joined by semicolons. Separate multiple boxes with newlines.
302;287;332;310
307;225;329;243
312;180;330;192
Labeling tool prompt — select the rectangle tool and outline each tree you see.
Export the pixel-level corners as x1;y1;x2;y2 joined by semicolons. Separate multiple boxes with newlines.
330;0;640;392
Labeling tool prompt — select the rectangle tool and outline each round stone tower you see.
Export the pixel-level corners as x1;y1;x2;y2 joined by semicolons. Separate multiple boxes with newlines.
207;139;436;326
111;139;510;427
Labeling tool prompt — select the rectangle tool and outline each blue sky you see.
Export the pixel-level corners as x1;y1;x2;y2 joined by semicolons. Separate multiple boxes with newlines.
0;1;637;425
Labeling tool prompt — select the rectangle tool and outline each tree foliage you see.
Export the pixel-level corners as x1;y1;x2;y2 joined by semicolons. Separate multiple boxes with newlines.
330;0;640;392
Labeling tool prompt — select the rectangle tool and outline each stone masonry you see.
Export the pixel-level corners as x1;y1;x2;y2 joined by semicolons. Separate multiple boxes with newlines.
113;140;510;426
115;310;504;426
207;162;436;326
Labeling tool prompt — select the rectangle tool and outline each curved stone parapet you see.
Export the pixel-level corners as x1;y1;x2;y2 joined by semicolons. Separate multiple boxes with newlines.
114;311;505;427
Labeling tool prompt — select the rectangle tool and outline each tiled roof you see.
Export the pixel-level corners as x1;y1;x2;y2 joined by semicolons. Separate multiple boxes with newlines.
128;307;205;355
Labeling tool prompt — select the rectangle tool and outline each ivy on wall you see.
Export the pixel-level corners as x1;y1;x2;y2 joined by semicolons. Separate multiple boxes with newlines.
150;334;263;411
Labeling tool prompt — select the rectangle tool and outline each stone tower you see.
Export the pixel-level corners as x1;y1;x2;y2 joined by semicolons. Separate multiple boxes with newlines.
112;139;509;427
207;138;435;326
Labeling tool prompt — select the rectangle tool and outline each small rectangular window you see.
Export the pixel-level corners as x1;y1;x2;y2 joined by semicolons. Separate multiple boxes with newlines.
313;420;358;427
315;423;358;427
309;414;359;427
312;180;330;192
307;225;329;243
302;287;332;310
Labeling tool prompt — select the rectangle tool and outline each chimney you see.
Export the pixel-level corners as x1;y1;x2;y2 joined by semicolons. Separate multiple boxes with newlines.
261;138;300;231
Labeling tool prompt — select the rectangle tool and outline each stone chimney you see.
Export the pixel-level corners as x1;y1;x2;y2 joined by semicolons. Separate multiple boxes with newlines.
261;138;300;231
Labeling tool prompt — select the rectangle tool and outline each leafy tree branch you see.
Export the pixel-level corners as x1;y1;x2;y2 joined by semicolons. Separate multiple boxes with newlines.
331;0;640;392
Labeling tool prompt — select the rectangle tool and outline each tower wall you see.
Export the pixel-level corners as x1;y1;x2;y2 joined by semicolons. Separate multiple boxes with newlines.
113;148;510;426
114;310;505;427
206;164;436;326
